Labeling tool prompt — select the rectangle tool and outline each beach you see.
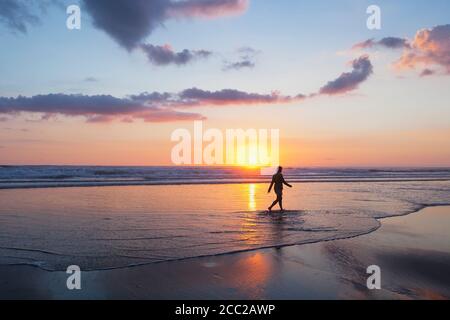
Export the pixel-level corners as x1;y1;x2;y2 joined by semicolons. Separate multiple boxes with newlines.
1;0;449;305
1;205;449;299
0;169;449;299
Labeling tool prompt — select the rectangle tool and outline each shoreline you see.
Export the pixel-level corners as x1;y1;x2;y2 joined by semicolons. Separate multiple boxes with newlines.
0;205;425;273
0;201;435;273
1;204;449;299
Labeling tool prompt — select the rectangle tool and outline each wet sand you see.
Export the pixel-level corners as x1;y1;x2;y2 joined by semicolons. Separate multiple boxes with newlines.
1;205;449;300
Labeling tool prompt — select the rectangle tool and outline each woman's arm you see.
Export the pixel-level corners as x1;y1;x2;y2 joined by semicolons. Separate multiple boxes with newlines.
283;176;292;188
268;179;274;193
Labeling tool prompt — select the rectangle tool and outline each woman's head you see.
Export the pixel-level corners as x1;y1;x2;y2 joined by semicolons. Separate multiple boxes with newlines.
277;166;283;173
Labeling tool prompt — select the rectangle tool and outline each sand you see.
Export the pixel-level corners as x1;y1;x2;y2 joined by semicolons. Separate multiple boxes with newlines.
1;205;449;300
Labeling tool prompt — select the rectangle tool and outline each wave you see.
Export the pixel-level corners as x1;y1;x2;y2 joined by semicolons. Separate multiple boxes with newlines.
0;166;449;189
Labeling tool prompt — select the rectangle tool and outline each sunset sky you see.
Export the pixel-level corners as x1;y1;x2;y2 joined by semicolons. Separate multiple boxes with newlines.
1;0;450;166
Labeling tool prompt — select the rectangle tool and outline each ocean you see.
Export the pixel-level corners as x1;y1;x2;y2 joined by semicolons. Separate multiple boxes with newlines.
0;165;449;189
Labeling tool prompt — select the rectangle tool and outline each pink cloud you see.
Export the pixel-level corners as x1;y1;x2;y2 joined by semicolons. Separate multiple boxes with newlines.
394;24;450;74
168;0;249;19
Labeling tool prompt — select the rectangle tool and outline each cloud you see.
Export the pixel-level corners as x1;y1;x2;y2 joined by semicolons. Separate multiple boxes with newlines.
178;88;305;106
353;25;450;77
353;37;409;50
0;89;304;123
395;24;450;74
223;60;255;71
0;89;306;123
378;37;410;49
167;0;249;19
138;109;206;122
0;0;41;33
420;68;435;77
140;44;212;66
84;77;98;82
82;0;249;50
0;94;139;115
0;94;205;123
223;47;259;71
81;0;169;50
319;55;373;95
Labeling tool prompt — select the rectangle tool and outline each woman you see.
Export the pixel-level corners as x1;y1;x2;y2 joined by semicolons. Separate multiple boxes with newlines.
268;166;292;212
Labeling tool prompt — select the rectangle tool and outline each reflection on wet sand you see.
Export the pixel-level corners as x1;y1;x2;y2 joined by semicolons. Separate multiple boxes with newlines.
225;252;274;299
320;206;450;299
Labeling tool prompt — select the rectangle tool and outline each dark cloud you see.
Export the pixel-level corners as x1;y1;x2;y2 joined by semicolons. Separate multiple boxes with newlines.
353;37;409;50
179;88;303;106
0;94;140;115
82;0;248;50
319;55;373;95
0;0;40;33
0;0;62;33
419;68;435;77
223;60;255;71
223;46;259;71
237;46;258;55
140;44;212;66
128;92;173;103
81;0;169;50
0;89;305;123
84;77;98;82
0;94;204;123
378;37;410;49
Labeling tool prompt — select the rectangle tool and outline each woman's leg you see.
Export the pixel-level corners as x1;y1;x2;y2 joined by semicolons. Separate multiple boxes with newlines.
278;194;283;211
270;192;282;211
269;197;279;210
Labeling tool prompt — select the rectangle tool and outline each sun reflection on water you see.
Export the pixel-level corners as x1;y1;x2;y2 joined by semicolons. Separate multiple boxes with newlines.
248;183;257;211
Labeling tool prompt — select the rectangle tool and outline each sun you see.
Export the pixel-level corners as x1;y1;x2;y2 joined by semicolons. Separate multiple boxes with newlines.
235;143;271;168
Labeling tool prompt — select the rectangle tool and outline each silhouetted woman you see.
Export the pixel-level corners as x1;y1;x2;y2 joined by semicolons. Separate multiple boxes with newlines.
268;166;292;212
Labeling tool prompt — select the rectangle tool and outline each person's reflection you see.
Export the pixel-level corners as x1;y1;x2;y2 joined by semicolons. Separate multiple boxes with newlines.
270;212;285;255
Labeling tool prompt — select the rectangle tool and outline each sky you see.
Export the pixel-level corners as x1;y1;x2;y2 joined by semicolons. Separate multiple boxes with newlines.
0;0;450;166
